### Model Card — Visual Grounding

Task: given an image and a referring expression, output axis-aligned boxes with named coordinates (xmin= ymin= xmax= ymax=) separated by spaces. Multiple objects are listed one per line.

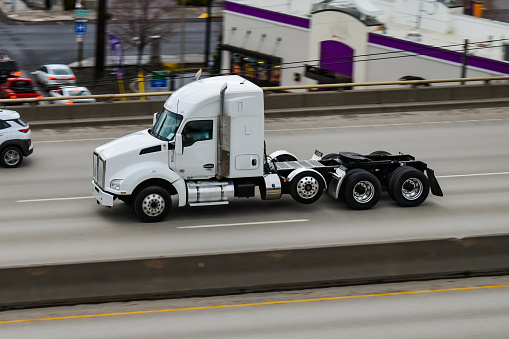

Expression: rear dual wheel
xmin=340 ymin=169 xmax=381 ymax=210
xmin=388 ymin=167 xmax=429 ymax=207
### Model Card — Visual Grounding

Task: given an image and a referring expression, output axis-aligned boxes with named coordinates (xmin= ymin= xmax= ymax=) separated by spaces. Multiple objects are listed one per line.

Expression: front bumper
xmin=92 ymin=180 xmax=115 ymax=207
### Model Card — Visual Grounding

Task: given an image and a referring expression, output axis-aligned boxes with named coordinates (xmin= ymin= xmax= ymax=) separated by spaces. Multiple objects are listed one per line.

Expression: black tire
xmin=387 ymin=166 xmax=414 ymax=199
xmin=274 ymin=153 xmax=298 ymax=162
xmin=134 ymin=186 xmax=171 ymax=222
xmin=391 ymin=168 xmax=430 ymax=207
xmin=1 ymin=146 xmax=23 ymax=168
xmin=370 ymin=150 xmax=391 ymax=156
xmin=290 ymin=171 xmax=324 ymax=204
xmin=340 ymin=169 xmax=381 ymax=210
xmin=322 ymin=153 xmax=339 ymax=161
xmin=338 ymin=168 xmax=364 ymax=201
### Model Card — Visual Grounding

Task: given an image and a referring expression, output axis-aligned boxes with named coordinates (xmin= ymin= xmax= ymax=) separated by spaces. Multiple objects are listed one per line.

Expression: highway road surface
xmin=1 ymin=276 xmax=508 ymax=338
xmin=0 ymin=106 xmax=508 ymax=266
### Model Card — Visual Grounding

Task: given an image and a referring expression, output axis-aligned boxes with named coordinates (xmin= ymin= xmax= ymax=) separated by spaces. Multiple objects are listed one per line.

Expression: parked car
xmin=0 ymin=77 xmax=42 ymax=104
xmin=33 ymin=64 xmax=76 ymax=88
xmin=0 ymin=109 xmax=33 ymax=168
xmin=48 ymin=86 xmax=96 ymax=104
xmin=0 ymin=54 xmax=20 ymax=84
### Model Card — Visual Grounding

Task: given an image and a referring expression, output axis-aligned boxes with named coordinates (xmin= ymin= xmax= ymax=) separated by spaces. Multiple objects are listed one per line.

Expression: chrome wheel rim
xmin=296 ymin=176 xmax=320 ymax=199
xmin=401 ymin=178 xmax=423 ymax=200
xmin=353 ymin=180 xmax=375 ymax=203
xmin=142 ymin=193 xmax=166 ymax=217
xmin=4 ymin=150 xmax=20 ymax=166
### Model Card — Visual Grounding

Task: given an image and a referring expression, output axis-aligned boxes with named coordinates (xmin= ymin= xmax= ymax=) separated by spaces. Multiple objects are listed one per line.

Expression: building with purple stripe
xmin=221 ymin=0 xmax=509 ymax=88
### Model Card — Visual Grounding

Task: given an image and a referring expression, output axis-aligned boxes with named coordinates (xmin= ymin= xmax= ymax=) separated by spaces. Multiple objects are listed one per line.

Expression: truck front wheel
xmin=290 ymin=172 xmax=324 ymax=204
xmin=340 ymin=169 xmax=381 ymax=210
xmin=134 ymin=186 xmax=171 ymax=222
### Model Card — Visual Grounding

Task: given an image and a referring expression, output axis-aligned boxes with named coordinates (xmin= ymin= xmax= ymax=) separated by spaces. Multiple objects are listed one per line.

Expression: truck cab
xmin=93 ymin=75 xmax=265 ymax=221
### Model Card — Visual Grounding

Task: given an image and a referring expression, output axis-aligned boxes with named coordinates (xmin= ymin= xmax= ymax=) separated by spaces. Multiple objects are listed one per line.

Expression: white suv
xmin=0 ymin=109 xmax=33 ymax=168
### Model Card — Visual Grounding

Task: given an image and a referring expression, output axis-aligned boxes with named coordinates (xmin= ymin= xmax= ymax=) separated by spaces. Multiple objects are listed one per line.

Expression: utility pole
xmin=179 ymin=0 xmax=186 ymax=87
xmin=204 ymin=0 xmax=213 ymax=68
xmin=95 ymin=0 xmax=107 ymax=79
xmin=460 ymin=39 xmax=469 ymax=85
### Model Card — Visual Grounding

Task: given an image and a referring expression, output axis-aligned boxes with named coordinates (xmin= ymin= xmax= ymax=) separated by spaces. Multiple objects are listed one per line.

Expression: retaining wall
xmin=8 ymin=83 xmax=509 ymax=125
xmin=2 ymin=234 xmax=509 ymax=310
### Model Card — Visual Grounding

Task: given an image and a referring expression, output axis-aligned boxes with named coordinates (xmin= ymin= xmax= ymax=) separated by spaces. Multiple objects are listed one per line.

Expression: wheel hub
xmin=142 ymin=193 xmax=165 ymax=216
xmin=5 ymin=150 xmax=20 ymax=166
xmin=297 ymin=176 xmax=319 ymax=199
xmin=401 ymin=178 xmax=423 ymax=200
xmin=353 ymin=181 xmax=374 ymax=203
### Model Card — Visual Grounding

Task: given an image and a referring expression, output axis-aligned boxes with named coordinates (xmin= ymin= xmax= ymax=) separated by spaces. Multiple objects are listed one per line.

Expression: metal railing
xmin=1 ymin=75 xmax=508 ymax=105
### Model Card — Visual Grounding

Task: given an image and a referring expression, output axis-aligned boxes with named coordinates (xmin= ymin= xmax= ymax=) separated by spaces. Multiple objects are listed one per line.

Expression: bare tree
xmin=108 ymin=0 xmax=179 ymax=67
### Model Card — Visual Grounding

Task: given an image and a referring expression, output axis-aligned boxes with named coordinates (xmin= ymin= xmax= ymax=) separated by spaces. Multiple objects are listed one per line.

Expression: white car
xmin=33 ymin=64 xmax=77 ymax=88
xmin=48 ymin=86 xmax=96 ymax=104
xmin=0 ymin=109 xmax=33 ymax=168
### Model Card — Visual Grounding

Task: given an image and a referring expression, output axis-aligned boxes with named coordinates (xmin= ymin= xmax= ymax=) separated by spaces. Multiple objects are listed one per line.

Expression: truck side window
xmin=182 ymin=120 xmax=213 ymax=147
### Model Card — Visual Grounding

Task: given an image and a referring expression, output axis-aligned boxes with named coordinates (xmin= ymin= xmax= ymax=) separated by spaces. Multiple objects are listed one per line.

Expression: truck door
xmin=174 ymin=119 xmax=216 ymax=179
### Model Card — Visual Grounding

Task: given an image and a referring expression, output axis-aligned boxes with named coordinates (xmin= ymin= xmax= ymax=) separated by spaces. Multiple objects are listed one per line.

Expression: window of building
xmin=222 ymin=45 xmax=282 ymax=86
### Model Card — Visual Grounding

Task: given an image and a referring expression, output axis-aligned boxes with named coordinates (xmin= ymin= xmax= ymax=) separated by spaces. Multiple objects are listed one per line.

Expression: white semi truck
xmin=92 ymin=74 xmax=442 ymax=222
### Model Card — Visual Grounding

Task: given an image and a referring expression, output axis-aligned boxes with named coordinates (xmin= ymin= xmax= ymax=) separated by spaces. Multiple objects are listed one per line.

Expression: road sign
xmin=150 ymin=79 xmax=168 ymax=88
xmin=74 ymin=10 xmax=89 ymax=17
xmin=75 ymin=21 xmax=87 ymax=35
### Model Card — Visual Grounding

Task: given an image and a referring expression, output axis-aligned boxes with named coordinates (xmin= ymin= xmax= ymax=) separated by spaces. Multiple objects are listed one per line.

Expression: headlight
xmin=110 ymin=179 xmax=123 ymax=190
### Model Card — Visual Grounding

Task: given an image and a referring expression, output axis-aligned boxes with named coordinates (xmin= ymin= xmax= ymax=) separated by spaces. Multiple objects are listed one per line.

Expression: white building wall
xmin=389 ymin=0 xmax=452 ymax=33
xmin=451 ymin=15 xmax=509 ymax=61
xmin=309 ymin=11 xmax=380 ymax=83
xmin=222 ymin=10 xmax=312 ymax=87
xmin=366 ymin=44 xmax=502 ymax=86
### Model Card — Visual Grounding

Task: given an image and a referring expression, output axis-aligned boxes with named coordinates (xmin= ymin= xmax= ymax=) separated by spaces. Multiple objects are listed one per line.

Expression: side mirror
xmin=152 ymin=112 xmax=159 ymax=126
xmin=175 ymin=133 xmax=183 ymax=155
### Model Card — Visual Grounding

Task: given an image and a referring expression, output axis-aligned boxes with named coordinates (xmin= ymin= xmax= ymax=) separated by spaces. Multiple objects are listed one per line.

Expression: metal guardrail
xmin=1 ymin=75 xmax=508 ymax=104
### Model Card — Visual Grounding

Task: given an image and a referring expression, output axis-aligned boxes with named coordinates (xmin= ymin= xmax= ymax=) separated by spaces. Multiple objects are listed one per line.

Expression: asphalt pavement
xmin=2 ymin=276 xmax=509 ymax=338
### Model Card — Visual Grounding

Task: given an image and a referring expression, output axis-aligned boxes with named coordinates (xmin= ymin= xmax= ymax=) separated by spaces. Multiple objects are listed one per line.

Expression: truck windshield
xmin=151 ymin=109 xmax=183 ymax=141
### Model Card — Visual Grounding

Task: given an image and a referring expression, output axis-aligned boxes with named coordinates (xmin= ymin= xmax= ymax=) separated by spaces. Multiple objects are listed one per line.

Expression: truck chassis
xmin=101 ymin=148 xmax=443 ymax=222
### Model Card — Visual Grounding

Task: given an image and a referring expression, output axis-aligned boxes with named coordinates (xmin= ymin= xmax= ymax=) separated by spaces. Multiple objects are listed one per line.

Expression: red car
xmin=0 ymin=77 xmax=42 ymax=105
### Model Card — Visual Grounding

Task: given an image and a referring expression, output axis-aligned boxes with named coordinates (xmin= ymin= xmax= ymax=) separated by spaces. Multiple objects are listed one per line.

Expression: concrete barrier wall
xmin=1 ymin=234 xmax=509 ymax=310
xmin=9 ymin=83 xmax=509 ymax=124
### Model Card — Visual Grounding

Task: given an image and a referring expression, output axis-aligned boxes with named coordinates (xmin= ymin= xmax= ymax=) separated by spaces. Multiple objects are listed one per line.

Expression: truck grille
xmin=93 ymin=152 xmax=106 ymax=188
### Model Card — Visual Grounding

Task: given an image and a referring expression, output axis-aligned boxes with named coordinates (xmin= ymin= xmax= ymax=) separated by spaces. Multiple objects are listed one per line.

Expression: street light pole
xmin=94 ymin=0 xmax=107 ymax=79
xmin=204 ymin=0 xmax=213 ymax=68
xmin=179 ymin=0 xmax=186 ymax=87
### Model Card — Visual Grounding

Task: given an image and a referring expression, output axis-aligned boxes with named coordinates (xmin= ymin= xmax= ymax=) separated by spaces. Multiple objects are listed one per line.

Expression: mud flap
xmin=426 ymin=168 xmax=443 ymax=197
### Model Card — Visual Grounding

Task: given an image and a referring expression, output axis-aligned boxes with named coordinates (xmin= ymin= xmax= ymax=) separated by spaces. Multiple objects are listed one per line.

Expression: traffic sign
xmin=75 ymin=21 xmax=87 ymax=35
xmin=150 ymin=79 xmax=168 ymax=88
xmin=74 ymin=10 xmax=89 ymax=17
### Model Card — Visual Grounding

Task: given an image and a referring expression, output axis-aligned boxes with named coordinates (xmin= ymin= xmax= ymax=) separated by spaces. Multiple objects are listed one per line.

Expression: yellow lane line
xmin=2 ymin=284 xmax=509 ymax=324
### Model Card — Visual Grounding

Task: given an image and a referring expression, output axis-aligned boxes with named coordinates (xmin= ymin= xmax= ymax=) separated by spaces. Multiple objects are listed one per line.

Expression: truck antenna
xmin=195 ymin=69 xmax=203 ymax=81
